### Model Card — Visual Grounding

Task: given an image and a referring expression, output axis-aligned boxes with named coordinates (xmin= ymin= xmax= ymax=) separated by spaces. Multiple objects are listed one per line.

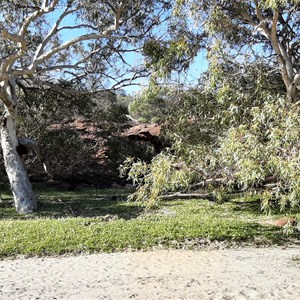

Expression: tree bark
xmin=1 ymin=111 xmax=37 ymax=214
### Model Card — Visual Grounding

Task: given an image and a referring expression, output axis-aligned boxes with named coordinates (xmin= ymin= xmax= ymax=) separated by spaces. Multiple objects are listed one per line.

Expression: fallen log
xmin=159 ymin=192 xmax=216 ymax=201
xmin=158 ymin=190 xmax=259 ymax=201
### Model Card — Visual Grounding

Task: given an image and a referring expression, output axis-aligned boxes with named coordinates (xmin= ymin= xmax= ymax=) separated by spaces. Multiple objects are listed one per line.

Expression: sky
xmin=116 ymin=49 xmax=209 ymax=95
xmin=46 ymin=5 xmax=209 ymax=95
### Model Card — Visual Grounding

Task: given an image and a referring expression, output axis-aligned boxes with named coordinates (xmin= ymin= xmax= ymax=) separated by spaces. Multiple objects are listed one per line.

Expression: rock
xmin=273 ymin=218 xmax=297 ymax=227
xmin=123 ymin=123 xmax=165 ymax=153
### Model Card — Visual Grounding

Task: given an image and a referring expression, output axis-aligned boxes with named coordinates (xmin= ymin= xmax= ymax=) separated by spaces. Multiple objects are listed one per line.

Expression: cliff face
xmin=123 ymin=123 xmax=163 ymax=153
xmin=13 ymin=119 xmax=163 ymax=187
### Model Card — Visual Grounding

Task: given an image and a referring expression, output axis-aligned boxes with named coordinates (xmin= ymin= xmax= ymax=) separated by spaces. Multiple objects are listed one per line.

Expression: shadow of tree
xmin=0 ymin=184 xmax=144 ymax=220
xmin=36 ymin=197 xmax=144 ymax=220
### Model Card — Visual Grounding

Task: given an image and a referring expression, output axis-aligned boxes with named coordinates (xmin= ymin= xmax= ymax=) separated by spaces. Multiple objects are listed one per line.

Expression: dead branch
xmin=158 ymin=189 xmax=264 ymax=202
xmin=191 ymin=178 xmax=226 ymax=188
xmin=58 ymin=198 xmax=75 ymax=215
xmin=159 ymin=192 xmax=216 ymax=201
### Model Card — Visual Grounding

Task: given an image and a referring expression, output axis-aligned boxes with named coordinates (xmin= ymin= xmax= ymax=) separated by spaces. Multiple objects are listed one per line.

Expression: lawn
xmin=0 ymin=183 xmax=299 ymax=258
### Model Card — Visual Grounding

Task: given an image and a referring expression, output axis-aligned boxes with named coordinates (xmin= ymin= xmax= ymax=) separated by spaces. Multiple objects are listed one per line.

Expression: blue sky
xmin=120 ymin=49 xmax=208 ymax=95
xmin=47 ymin=6 xmax=209 ymax=95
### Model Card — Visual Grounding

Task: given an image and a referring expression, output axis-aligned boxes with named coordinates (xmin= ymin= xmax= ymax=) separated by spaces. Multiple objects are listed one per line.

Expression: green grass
xmin=0 ymin=184 xmax=299 ymax=258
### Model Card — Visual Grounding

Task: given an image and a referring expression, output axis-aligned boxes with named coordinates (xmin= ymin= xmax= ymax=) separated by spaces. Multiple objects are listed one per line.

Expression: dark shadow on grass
xmin=32 ymin=184 xmax=144 ymax=220
xmin=225 ymin=222 xmax=299 ymax=245
xmin=36 ymin=197 xmax=144 ymax=220
xmin=0 ymin=184 xmax=144 ymax=220
xmin=230 ymin=200 xmax=262 ymax=216
xmin=230 ymin=199 xmax=300 ymax=216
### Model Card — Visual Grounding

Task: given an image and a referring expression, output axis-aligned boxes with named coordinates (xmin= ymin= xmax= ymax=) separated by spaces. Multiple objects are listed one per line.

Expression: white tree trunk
xmin=287 ymin=83 xmax=297 ymax=100
xmin=1 ymin=111 xmax=37 ymax=214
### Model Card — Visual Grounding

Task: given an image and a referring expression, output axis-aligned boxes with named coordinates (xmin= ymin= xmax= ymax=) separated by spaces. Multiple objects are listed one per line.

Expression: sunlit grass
xmin=0 ymin=184 xmax=298 ymax=258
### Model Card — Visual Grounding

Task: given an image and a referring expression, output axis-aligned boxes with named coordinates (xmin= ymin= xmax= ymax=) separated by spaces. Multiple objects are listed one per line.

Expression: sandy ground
xmin=0 ymin=247 xmax=299 ymax=300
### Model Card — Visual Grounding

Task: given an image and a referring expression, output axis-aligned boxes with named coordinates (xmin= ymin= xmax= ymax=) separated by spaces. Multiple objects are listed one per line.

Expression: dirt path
xmin=0 ymin=246 xmax=299 ymax=300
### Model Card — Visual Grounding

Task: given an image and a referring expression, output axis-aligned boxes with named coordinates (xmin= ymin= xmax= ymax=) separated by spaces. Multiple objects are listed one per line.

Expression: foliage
xmin=122 ymin=0 xmax=300 ymax=216
xmin=114 ymin=75 xmax=228 ymax=197
xmin=129 ymin=83 xmax=223 ymax=142
xmin=0 ymin=0 xmax=174 ymax=89
xmin=125 ymin=59 xmax=282 ymax=198
xmin=193 ymin=1 xmax=300 ymax=98
xmin=162 ymin=87 xmax=222 ymax=145
xmin=124 ymin=58 xmax=300 ymax=214
xmin=129 ymin=85 xmax=176 ymax=123
xmin=106 ymin=137 xmax=156 ymax=167
xmin=38 ymin=129 xmax=96 ymax=175
xmin=13 ymin=84 xmax=159 ymax=181
xmin=0 ymin=0 xmax=178 ymax=213
xmin=120 ymin=150 xmax=194 ymax=207
xmin=143 ymin=36 xmax=202 ymax=78
xmin=141 ymin=1 xmax=206 ymax=80
xmin=218 ymin=96 xmax=300 ymax=212
xmin=14 ymin=85 xmax=131 ymax=179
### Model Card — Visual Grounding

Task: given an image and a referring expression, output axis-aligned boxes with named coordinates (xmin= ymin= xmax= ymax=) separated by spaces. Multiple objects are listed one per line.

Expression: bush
xmin=15 ymin=85 xmax=131 ymax=181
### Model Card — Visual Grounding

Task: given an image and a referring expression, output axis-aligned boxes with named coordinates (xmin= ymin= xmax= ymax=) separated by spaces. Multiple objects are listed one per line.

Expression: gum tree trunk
xmin=1 ymin=109 xmax=37 ymax=214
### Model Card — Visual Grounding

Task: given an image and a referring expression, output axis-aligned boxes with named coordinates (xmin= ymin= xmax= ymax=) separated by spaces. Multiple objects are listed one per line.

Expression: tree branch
xmin=293 ymin=72 xmax=300 ymax=85
xmin=270 ymin=10 xmax=295 ymax=92
xmin=31 ymin=32 xmax=116 ymax=68
xmin=19 ymin=0 xmax=59 ymax=37
xmin=32 ymin=7 xmax=78 ymax=63
xmin=0 ymin=27 xmax=26 ymax=73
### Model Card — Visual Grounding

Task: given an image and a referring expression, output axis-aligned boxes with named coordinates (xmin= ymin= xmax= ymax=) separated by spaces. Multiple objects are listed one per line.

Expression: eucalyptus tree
xmin=0 ymin=0 xmax=172 ymax=213
xmin=177 ymin=0 xmax=300 ymax=100
xmin=175 ymin=0 xmax=300 ymax=211
xmin=124 ymin=0 xmax=300 ymax=210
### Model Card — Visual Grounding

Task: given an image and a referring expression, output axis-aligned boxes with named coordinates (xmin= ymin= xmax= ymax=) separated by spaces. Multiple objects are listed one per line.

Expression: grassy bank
xmin=0 ymin=184 xmax=299 ymax=258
